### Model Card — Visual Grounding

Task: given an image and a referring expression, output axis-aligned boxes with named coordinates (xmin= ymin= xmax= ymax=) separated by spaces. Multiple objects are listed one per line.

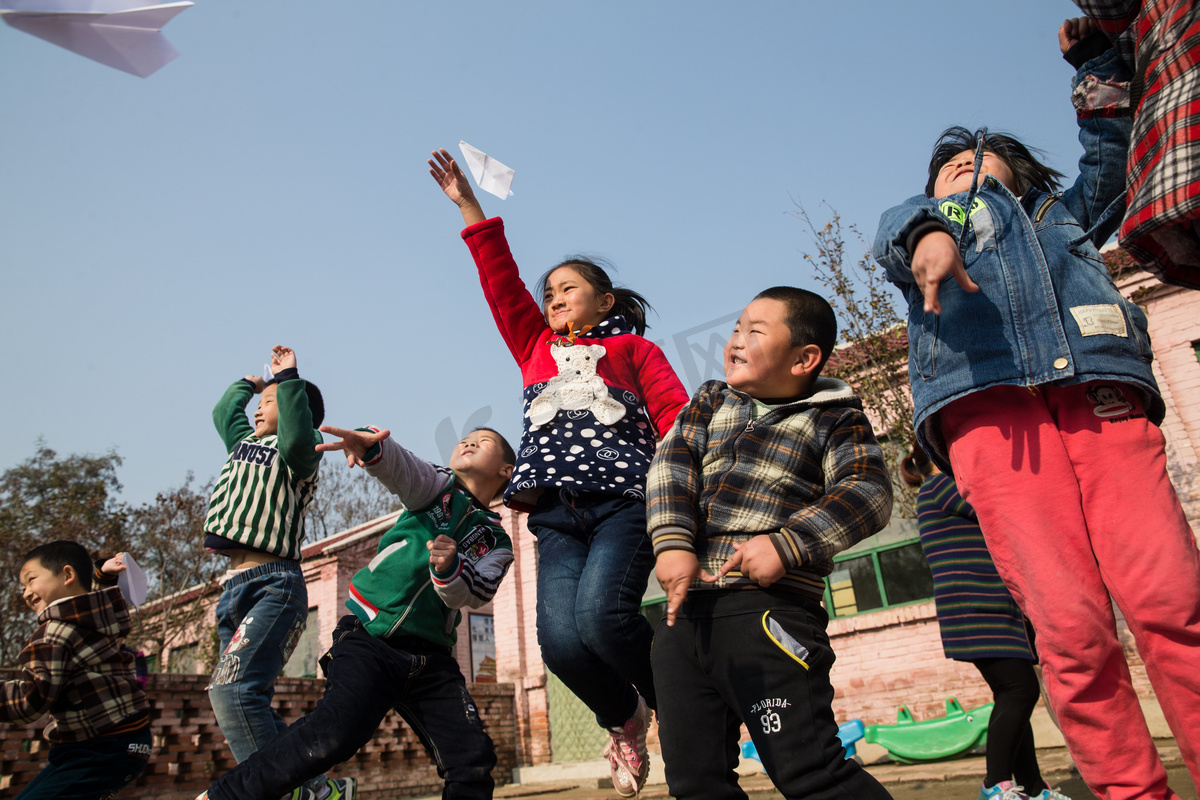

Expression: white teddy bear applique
xmin=526 ymin=341 xmax=626 ymax=427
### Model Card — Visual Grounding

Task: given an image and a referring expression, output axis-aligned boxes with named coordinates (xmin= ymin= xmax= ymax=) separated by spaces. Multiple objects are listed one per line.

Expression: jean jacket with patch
xmin=872 ymin=47 xmax=1160 ymax=470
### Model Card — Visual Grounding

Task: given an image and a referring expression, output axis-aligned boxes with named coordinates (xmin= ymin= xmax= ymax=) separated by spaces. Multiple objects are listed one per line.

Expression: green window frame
xmin=823 ymin=538 xmax=934 ymax=619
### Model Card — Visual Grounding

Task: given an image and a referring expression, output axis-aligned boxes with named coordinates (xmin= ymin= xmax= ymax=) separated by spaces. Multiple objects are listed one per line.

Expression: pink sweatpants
xmin=939 ymin=382 xmax=1200 ymax=800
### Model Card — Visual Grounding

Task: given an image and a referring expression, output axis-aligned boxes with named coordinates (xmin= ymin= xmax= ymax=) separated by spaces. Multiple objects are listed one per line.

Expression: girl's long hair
xmin=538 ymin=256 xmax=652 ymax=336
xmin=900 ymin=441 xmax=934 ymax=488
xmin=925 ymin=126 xmax=1066 ymax=198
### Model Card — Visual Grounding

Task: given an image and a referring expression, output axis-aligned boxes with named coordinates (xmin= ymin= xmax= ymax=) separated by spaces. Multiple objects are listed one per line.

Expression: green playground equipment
xmin=863 ymin=697 xmax=993 ymax=764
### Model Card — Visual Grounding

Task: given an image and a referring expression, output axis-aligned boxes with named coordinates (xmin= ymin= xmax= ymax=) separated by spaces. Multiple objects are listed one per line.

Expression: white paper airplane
xmin=459 ymin=141 xmax=515 ymax=200
xmin=115 ymin=553 xmax=148 ymax=609
xmin=0 ymin=0 xmax=193 ymax=78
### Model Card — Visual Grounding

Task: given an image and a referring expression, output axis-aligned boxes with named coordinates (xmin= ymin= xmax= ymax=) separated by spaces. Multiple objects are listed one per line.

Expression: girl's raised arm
xmin=430 ymin=149 xmax=486 ymax=227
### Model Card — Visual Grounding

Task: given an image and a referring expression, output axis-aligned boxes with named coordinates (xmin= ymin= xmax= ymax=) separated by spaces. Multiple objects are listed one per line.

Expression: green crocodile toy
xmin=863 ymin=697 xmax=993 ymax=763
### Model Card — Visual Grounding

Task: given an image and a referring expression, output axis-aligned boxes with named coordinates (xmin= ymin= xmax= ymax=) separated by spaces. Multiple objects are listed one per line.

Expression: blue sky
xmin=2 ymin=0 xmax=1091 ymax=507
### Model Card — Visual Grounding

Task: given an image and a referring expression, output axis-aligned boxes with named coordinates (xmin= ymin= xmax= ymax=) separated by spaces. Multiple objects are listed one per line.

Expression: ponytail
xmin=900 ymin=441 xmax=933 ymax=488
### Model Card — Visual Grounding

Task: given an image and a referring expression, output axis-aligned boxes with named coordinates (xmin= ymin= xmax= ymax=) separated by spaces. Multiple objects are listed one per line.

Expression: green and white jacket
xmin=347 ymin=432 xmax=513 ymax=647
xmin=204 ymin=375 xmax=322 ymax=561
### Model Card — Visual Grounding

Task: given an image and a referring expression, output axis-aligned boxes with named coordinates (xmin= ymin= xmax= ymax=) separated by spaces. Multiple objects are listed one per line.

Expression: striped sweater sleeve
xmin=212 ymin=380 xmax=256 ymax=454
xmin=769 ymin=408 xmax=893 ymax=572
xmin=274 ymin=377 xmax=321 ymax=480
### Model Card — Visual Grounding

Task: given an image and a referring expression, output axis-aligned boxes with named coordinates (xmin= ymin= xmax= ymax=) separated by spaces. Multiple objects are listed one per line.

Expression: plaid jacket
xmin=1074 ymin=0 xmax=1200 ymax=288
xmin=646 ymin=379 xmax=892 ymax=601
xmin=0 ymin=587 xmax=148 ymax=743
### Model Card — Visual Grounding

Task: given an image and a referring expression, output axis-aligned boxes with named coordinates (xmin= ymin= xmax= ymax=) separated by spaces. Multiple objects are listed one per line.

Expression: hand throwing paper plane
xmin=459 ymin=141 xmax=515 ymax=200
xmin=0 ymin=0 xmax=193 ymax=78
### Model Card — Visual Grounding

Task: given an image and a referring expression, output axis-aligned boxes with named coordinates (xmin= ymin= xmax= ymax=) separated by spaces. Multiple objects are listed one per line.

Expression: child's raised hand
xmin=1059 ymin=16 xmax=1097 ymax=55
xmin=429 ymin=148 xmax=486 ymax=226
xmin=244 ymin=375 xmax=267 ymax=394
xmin=656 ymin=550 xmax=714 ymax=626
xmin=316 ymin=425 xmax=391 ymax=468
xmin=100 ymin=552 xmax=127 ymax=576
xmin=270 ymin=345 xmax=297 ymax=373
xmin=718 ymin=535 xmax=786 ymax=588
xmin=428 ymin=535 xmax=458 ymax=573
xmin=912 ymin=230 xmax=978 ymax=314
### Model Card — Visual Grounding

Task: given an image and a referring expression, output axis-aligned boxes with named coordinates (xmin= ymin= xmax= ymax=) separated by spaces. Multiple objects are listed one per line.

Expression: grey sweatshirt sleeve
xmin=362 ymin=432 xmax=451 ymax=510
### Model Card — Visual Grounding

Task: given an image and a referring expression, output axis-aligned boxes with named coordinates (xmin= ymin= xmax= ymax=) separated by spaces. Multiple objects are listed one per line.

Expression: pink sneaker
xmin=602 ymin=696 xmax=650 ymax=798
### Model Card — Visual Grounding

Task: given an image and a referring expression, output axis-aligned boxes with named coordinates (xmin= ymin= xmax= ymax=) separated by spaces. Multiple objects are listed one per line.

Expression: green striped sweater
xmin=204 ymin=379 xmax=322 ymax=561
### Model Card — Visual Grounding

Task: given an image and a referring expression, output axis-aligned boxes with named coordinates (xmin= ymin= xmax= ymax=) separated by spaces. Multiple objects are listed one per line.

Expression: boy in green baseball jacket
xmin=203 ymin=345 xmax=350 ymax=800
xmin=199 ymin=423 xmax=516 ymax=800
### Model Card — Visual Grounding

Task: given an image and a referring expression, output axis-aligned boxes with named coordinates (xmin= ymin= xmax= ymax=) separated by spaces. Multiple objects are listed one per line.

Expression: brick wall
xmin=1124 ymin=275 xmax=1200 ymax=526
xmin=824 ymin=601 xmax=1158 ymax=728
xmin=490 ymin=505 xmax=553 ymax=765
xmin=0 ymin=672 xmax=518 ymax=799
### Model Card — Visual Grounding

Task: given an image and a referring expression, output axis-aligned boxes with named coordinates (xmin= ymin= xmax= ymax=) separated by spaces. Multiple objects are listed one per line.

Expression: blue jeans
xmin=528 ymin=492 xmax=656 ymax=728
xmin=16 ymin=725 xmax=152 ymax=800
xmin=208 ymin=616 xmax=496 ymax=800
xmin=207 ymin=560 xmax=324 ymax=788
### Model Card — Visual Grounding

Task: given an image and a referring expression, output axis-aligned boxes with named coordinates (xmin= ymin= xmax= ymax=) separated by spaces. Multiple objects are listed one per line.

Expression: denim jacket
xmin=873 ymin=48 xmax=1160 ymax=470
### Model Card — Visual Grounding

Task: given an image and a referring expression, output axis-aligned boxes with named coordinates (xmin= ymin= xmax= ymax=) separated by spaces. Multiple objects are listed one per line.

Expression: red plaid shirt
xmin=1075 ymin=0 xmax=1200 ymax=288
xmin=0 ymin=587 xmax=148 ymax=743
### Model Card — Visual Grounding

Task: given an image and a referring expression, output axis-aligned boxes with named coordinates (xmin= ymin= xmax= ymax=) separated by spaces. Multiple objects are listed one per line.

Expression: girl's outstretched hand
xmin=429 ymin=148 xmax=486 ymax=226
xmin=1059 ymin=16 xmax=1097 ymax=55
xmin=316 ymin=425 xmax=391 ymax=468
xmin=911 ymin=230 xmax=978 ymax=314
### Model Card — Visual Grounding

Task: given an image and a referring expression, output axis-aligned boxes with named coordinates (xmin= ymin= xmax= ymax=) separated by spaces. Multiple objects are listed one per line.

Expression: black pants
xmin=16 ymin=725 xmax=151 ymax=800
xmin=208 ymin=615 xmax=497 ymax=800
xmin=974 ymin=657 xmax=1045 ymax=793
xmin=652 ymin=590 xmax=892 ymax=800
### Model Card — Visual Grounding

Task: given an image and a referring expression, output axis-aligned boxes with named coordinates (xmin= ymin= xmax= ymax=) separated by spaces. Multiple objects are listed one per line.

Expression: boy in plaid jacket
xmin=647 ymin=287 xmax=893 ymax=800
xmin=4 ymin=541 xmax=151 ymax=799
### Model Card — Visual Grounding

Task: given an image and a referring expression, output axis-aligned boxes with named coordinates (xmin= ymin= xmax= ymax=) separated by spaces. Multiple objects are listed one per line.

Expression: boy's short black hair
xmin=924 ymin=126 xmax=1066 ymax=198
xmin=753 ymin=286 xmax=838 ymax=374
xmin=265 ymin=379 xmax=325 ymax=428
xmin=22 ymin=540 xmax=93 ymax=591
xmin=473 ymin=427 xmax=517 ymax=466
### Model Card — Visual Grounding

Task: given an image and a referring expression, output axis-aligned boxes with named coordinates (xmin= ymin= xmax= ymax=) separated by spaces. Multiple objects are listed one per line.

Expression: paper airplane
xmin=116 ymin=553 xmax=148 ymax=609
xmin=0 ymin=0 xmax=193 ymax=78
xmin=459 ymin=141 xmax=515 ymax=200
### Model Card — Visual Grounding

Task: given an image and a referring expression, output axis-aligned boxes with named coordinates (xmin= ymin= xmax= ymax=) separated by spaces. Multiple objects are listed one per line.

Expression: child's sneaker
xmin=1027 ymin=789 xmax=1072 ymax=800
xmin=601 ymin=696 xmax=650 ymax=798
xmin=315 ymin=778 xmax=357 ymax=800
xmin=979 ymin=782 xmax=1026 ymax=800
xmin=979 ymin=782 xmax=1027 ymax=800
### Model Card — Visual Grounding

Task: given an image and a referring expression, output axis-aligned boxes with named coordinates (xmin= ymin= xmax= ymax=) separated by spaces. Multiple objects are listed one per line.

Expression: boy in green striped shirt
xmin=203 ymin=345 xmax=351 ymax=800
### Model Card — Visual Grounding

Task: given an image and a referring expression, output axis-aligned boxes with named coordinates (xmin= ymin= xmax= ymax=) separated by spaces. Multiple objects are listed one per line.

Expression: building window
xmin=281 ymin=608 xmax=321 ymax=678
xmin=641 ymin=598 xmax=667 ymax=630
xmin=167 ymin=643 xmax=200 ymax=674
xmin=824 ymin=540 xmax=934 ymax=618
xmin=469 ymin=613 xmax=497 ymax=682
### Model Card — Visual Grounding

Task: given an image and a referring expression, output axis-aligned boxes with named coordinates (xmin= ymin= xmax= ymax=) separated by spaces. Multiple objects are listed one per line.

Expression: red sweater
xmin=462 ymin=217 xmax=688 ymax=508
